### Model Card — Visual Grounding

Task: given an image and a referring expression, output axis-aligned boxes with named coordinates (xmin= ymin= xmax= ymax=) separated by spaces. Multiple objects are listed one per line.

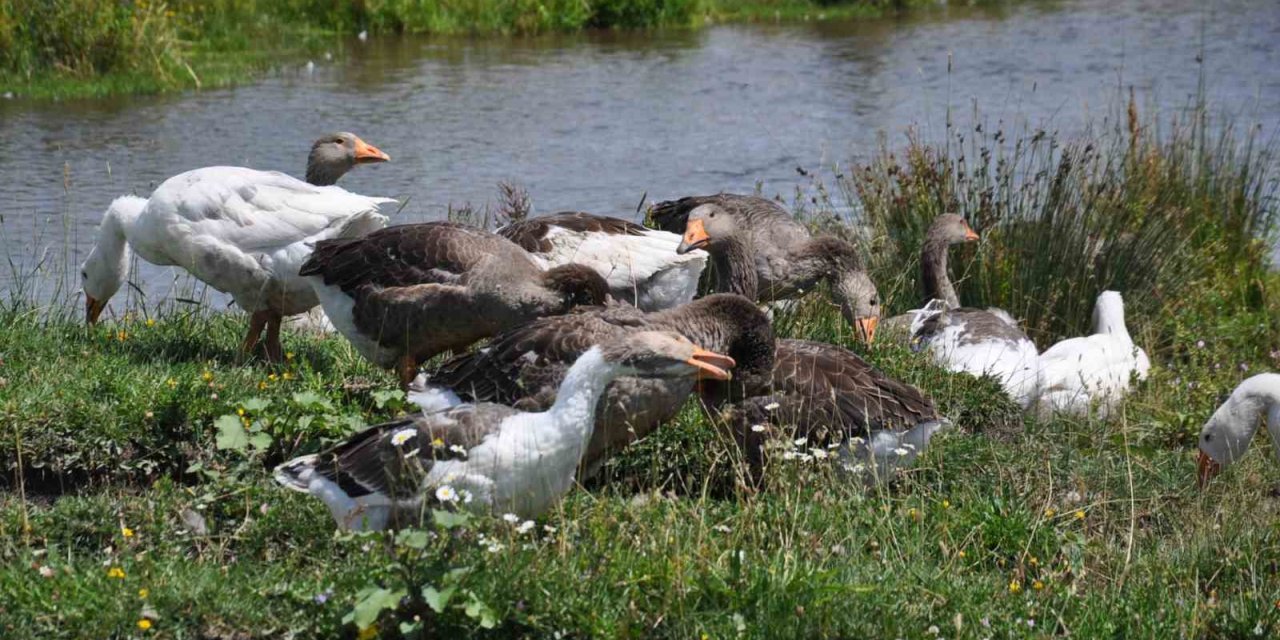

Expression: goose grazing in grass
xmin=1037 ymin=291 xmax=1150 ymax=417
xmin=651 ymin=194 xmax=881 ymax=342
xmin=903 ymin=214 xmax=1041 ymax=409
xmin=498 ymin=211 xmax=707 ymax=311
xmin=1197 ymin=374 xmax=1280 ymax=488
xmin=299 ymin=222 xmax=611 ymax=387
xmin=81 ymin=133 xmax=392 ymax=361
xmin=274 ymin=331 xmax=734 ymax=530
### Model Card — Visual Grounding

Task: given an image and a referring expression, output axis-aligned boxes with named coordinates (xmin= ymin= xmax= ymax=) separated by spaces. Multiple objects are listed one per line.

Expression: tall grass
xmin=839 ymin=92 xmax=1279 ymax=358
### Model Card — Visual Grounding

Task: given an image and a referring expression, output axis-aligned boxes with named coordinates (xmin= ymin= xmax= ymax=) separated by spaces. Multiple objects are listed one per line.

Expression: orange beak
xmin=1196 ymin=450 xmax=1221 ymax=489
xmin=86 ymin=295 xmax=106 ymax=325
xmin=855 ymin=316 xmax=879 ymax=344
xmin=677 ymin=219 xmax=710 ymax=255
xmin=964 ymin=223 xmax=980 ymax=242
xmin=687 ymin=346 xmax=735 ymax=380
xmin=352 ymin=136 xmax=390 ymax=164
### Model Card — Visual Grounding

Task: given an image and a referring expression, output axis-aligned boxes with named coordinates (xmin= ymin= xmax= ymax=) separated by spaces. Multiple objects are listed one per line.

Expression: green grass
xmin=1 ymin=0 xmax=1011 ymax=100
xmin=4 ymin=94 xmax=1280 ymax=636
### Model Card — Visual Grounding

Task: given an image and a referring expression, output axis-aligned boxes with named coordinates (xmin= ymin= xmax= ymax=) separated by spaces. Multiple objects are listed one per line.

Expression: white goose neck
xmin=1092 ymin=292 xmax=1131 ymax=339
xmin=83 ymin=196 xmax=145 ymax=301
xmin=546 ymin=347 xmax=620 ymax=439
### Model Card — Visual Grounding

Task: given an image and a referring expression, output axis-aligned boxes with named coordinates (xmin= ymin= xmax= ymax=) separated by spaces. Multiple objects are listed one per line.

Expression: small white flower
xmin=503 ymin=513 xmax=520 ymax=524
xmin=849 ymin=436 xmax=865 ymax=445
xmin=793 ymin=437 xmax=808 ymax=447
xmin=782 ymin=451 xmax=798 ymax=461
xmin=516 ymin=520 xmax=536 ymax=535
xmin=713 ymin=524 xmax=732 ymax=533
xmin=37 ymin=566 xmax=54 ymax=578
xmin=390 ymin=428 xmax=416 ymax=447
xmin=486 ymin=541 xmax=505 ymax=553
xmin=893 ymin=447 xmax=909 ymax=456
xmin=927 ymin=626 xmax=940 ymax=636
xmin=1027 ymin=619 xmax=1036 ymax=629
xmin=434 ymin=485 xmax=458 ymax=503
xmin=902 ymin=443 xmax=916 ymax=450
xmin=764 ymin=402 xmax=780 ymax=411
xmin=811 ymin=449 xmax=829 ymax=460
xmin=543 ymin=524 xmax=558 ymax=533
xmin=458 ymin=489 xmax=474 ymax=504
xmin=750 ymin=424 xmax=767 ymax=433
xmin=827 ymin=441 xmax=842 ymax=449
xmin=449 ymin=444 xmax=467 ymax=456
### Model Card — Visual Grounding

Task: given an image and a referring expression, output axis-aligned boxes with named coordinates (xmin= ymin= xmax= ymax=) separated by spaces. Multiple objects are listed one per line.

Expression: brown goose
xmin=299 ymin=222 xmax=610 ymax=386
xmin=651 ymin=194 xmax=881 ymax=342
xmin=498 ymin=211 xmax=706 ymax=311
xmin=426 ymin=293 xmax=941 ymax=481
xmin=898 ymin=214 xmax=1041 ymax=409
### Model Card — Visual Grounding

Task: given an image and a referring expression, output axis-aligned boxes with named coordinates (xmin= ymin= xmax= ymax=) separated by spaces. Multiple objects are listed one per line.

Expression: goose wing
xmin=287 ymin=404 xmax=519 ymax=501
xmin=430 ymin=304 xmax=648 ymax=405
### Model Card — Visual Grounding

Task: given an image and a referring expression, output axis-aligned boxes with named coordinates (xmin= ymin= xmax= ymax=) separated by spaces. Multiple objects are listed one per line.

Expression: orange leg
xmin=240 ymin=310 xmax=270 ymax=358
xmin=396 ymin=354 xmax=419 ymax=390
xmin=262 ymin=311 xmax=285 ymax=363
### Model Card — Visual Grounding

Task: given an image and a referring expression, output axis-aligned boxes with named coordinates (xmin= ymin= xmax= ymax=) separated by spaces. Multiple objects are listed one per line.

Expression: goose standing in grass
xmin=428 ymin=294 xmax=942 ymax=482
xmin=498 ymin=211 xmax=707 ymax=311
xmin=1037 ymin=291 xmax=1150 ymax=417
xmin=651 ymin=194 xmax=881 ymax=342
xmin=299 ymin=222 xmax=610 ymax=387
xmin=274 ymin=331 xmax=734 ymax=530
xmin=1197 ymin=374 xmax=1280 ymax=488
xmin=901 ymin=214 xmax=1041 ymax=409
xmin=81 ymin=133 xmax=393 ymax=361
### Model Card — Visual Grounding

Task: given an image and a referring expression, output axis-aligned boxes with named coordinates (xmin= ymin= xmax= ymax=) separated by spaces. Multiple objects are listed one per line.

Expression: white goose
xmin=274 ymin=331 xmax=734 ymax=530
xmin=1036 ymin=291 xmax=1150 ymax=417
xmin=904 ymin=215 xmax=1041 ymax=409
xmin=81 ymin=134 xmax=392 ymax=361
xmin=498 ymin=211 xmax=706 ymax=311
xmin=1197 ymin=374 xmax=1280 ymax=487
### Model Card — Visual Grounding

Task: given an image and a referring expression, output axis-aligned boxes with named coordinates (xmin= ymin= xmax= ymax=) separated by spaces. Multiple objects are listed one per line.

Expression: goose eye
xmin=1204 ymin=434 xmax=1212 ymax=441
xmin=80 ymin=270 xmax=87 ymax=279
xmin=869 ymin=297 xmax=878 ymax=306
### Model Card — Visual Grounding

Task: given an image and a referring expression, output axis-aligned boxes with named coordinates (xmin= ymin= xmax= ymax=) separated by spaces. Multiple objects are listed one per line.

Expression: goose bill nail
xmin=1197 ymin=451 xmax=1221 ymax=487
xmin=856 ymin=316 xmax=879 ymax=342
xmin=353 ymin=138 xmax=390 ymax=163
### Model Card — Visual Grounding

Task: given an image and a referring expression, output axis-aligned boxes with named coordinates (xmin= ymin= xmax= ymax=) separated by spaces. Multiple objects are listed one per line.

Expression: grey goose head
xmin=600 ymin=331 xmax=735 ymax=381
xmin=305 ymin=132 xmax=391 ymax=186
xmin=676 ymin=203 xmax=737 ymax=254
xmin=927 ymin=213 xmax=980 ymax=246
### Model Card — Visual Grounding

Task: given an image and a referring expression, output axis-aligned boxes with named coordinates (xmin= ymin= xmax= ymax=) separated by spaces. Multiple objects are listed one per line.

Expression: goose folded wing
xmin=307 ymin=404 xmax=517 ymax=500
xmin=300 ymin=223 xmax=499 ymax=292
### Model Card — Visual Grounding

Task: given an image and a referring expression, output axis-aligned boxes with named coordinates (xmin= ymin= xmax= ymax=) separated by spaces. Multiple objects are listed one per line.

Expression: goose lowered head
xmin=1197 ymin=373 xmax=1280 ymax=488
xmin=602 ymin=330 xmax=736 ymax=381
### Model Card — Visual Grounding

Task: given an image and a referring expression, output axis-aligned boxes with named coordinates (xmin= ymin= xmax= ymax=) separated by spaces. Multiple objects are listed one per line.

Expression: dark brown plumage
xmin=300 ymin=222 xmax=610 ymax=385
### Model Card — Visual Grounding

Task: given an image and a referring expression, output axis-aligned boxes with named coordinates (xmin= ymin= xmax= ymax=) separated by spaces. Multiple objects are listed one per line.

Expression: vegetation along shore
xmin=2 ymin=90 xmax=1279 ymax=636
xmin=1 ymin=0 xmax=1010 ymax=100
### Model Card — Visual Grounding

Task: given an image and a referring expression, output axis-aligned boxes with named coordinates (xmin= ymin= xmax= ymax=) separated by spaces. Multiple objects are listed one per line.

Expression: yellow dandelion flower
xmin=957 ymin=550 xmax=966 ymax=558
xmin=1044 ymin=508 xmax=1056 ymax=518
xmin=107 ymin=567 xmax=125 ymax=579
xmin=1033 ymin=580 xmax=1045 ymax=591
xmin=282 ymin=372 xmax=294 ymax=380
xmin=285 ymin=352 xmax=295 ymax=361
xmin=122 ymin=526 xmax=134 ymax=538
xmin=1008 ymin=580 xmax=1022 ymax=594
xmin=1029 ymin=556 xmax=1039 ymax=567
xmin=941 ymin=500 xmax=951 ymax=509
xmin=165 ymin=378 xmax=176 ymax=388
xmin=258 ymin=381 xmax=268 ymax=391
xmin=145 ymin=318 xmax=156 ymax=327
xmin=236 ymin=408 xmax=245 ymax=416
xmin=202 ymin=371 xmax=213 ymax=382
xmin=137 ymin=619 xmax=152 ymax=630
xmin=138 ymin=588 xmax=149 ymax=599
xmin=1075 ymin=509 xmax=1086 ymax=520
xmin=117 ymin=330 xmax=129 ymax=341
xmin=431 ymin=438 xmax=445 ymax=448
xmin=268 ymin=373 xmax=278 ymax=381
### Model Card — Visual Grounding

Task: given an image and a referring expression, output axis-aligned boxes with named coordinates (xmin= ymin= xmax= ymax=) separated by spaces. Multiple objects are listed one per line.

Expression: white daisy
xmin=793 ymin=437 xmax=808 ymax=447
xmin=516 ymin=520 xmax=536 ymax=535
xmin=750 ymin=424 xmax=767 ymax=433
xmin=502 ymin=513 xmax=520 ymax=524
xmin=893 ymin=447 xmax=909 ymax=456
xmin=434 ymin=485 xmax=458 ymax=503
xmin=812 ymin=449 xmax=829 ymax=460
xmin=713 ymin=524 xmax=732 ymax=533
xmin=390 ymin=428 xmax=416 ymax=447
xmin=448 ymin=444 xmax=467 ymax=456
xmin=764 ymin=402 xmax=781 ymax=411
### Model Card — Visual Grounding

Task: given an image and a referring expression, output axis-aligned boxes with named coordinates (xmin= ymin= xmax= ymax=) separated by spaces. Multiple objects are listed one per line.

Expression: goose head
xmin=601 ymin=331 xmax=735 ymax=381
xmin=1092 ymin=290 xmax=1129 ymax=336
xmin=305 ymin=132 xmax=390 ymax=186
xmin=835 ymin=268 xmax=882 ymax=343
xmin=541 ymin=263 xmax=612 ymax=309
xmin=82 ymin=195 xmax=147 ymax=325
xmin=1197 ymin=374 xmax=1280 ymax=487
xmin=927 ymin=213 xmax=981 ymax=246
xmin=676 ymin=204 xmax=736 ymax=254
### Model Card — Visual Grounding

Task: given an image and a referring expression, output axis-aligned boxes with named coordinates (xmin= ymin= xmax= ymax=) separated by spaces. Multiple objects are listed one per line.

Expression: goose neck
xmin=711 ymin=237 xmax=758 ymax=300
xmin=546 ymin=347 xmax=619 ymax=440
xmin=921 ymin=236 xmax=959 ymax=309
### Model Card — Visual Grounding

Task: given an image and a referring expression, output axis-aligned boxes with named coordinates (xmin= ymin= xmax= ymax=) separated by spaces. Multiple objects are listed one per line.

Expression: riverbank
xmin=0 ymin=0 xmax=1007 ymax=100
xmin=2 ymin=97 xmax=1279 ymax=636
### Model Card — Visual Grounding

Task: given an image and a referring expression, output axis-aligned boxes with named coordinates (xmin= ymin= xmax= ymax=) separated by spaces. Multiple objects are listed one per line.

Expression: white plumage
xmin=1037 ymin=291 xmax=1150 ymax=417
xmin=1197 ymin=373 xmax=1280 ymax=487
xmin=912 ymin=305 xmax=1043 ymax=409
xmin=81 ymin=167 xmax=391 ymax=358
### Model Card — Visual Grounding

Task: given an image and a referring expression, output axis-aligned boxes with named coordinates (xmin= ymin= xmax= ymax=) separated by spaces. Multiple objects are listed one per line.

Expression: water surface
xmin=1 ymin=0 xmax=1277 ymax=303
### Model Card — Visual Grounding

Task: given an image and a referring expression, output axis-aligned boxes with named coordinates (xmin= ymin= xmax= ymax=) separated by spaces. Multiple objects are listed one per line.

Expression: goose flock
xmin=80 ymin=133 xmax=1272 ymax=531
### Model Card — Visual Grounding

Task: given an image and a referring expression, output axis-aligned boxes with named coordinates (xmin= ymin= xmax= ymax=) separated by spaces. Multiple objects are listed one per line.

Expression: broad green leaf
xmin=248 ymin=431 xmax=272 ymax=451
xmin=292 ymin=391 xmax=332 ymax=411
xmin=214 ymin=415 xmax=248 ymax=451
xmin=352 ymin=587 xmax=405 ymax=629
xmin=464 ymin=593 xmax=497 ymax=629
xmin=422 ymin=585 xmax=455 ymax=613
xmin=372 ymin=389 xmax=405 ymax=409
xmin=396 ymin=529 xmax=430 ymax=550
xmin=241 ymin=397 xmax=271 ymax=412
xmin=432 ymin=509 xmax=469 ymax=530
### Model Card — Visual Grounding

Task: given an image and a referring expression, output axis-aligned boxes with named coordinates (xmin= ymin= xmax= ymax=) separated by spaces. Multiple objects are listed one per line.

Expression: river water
xmin=1 ymin=0 xmax=1277 ymax=304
